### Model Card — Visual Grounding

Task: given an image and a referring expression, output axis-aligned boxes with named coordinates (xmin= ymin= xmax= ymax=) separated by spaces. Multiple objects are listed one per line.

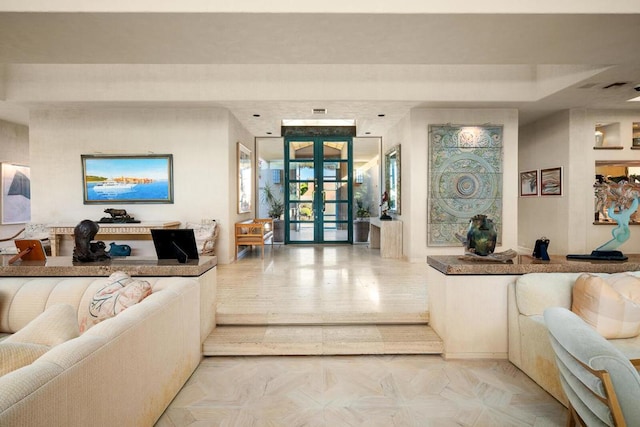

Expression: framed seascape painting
xmin=1 ymin=163 xmax=31 ymax=224
xmin=82 ymin=154 xmax=174 ymax=204
xmin=519 ymin=170 xmax=538 ymax=197
xmin=237 ymin=143 xmax=252 ymax=213
xmin=540 ymin=167 xmax=562 ymax=196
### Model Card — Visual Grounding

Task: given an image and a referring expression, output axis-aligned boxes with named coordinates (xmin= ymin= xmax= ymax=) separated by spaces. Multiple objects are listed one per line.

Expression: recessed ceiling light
xmin=253 ymin=114 xmax=261 ymax=117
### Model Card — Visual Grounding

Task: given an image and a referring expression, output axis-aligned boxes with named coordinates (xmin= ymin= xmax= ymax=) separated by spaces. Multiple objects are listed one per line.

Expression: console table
xmin=369 ymin=218 xmax=402 ymax=258
xmin=48 ymin=221 xmax=181 ymax=256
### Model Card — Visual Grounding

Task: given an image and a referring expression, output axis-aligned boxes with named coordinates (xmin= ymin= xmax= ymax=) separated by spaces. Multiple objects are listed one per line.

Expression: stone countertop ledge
xmin=427 ymin=254 xmax=640 ymax=275
xmin=0 ymin=255 xmax=217 ymax=277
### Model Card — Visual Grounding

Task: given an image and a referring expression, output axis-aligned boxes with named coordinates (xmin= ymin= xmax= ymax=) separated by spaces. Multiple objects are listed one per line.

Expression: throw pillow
xmin=571 ymin=273 xmax=640 ymax=339
xmin=87 ymin=271 xmax=152 ymax=325
xmin=186 ymin=221 xmax=217 ymax=254
xmin=0 ymin=342 xmax=50 ymax=376
xmin=4 ymin=304 xmax=80 ymax=347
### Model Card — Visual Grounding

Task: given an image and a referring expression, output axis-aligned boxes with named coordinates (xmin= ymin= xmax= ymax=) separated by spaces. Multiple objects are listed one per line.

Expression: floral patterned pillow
xmin=83 ymin=271 xmax=152 ymax=330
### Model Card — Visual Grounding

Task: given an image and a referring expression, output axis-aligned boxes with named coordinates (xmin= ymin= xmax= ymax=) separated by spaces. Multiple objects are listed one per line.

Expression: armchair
xmin=544 ymin=307 xmax=640 ymax=426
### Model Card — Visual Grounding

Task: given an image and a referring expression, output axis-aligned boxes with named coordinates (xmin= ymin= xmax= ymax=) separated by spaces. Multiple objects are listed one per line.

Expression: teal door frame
xmin=284 ymin=136 xmax=353 ymax=244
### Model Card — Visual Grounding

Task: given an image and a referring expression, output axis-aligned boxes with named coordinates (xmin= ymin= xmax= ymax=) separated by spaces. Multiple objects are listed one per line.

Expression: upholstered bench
xmin=234 ymin=218 xmax=274 ymax=259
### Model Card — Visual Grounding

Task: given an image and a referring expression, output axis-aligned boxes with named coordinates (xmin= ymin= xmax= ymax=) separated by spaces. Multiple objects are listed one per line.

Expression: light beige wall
xmin=518 ymin=111 xmax=571 ymax=254
xmin=28 ymin=107 xmax=241 ymax=263
xmin=0 ymin=118 xmax=29 ymax=241
xmin=398 ymin=108 xmax=519 ymax=262
xmin=227 ymin=112 xmax=255 ymax=260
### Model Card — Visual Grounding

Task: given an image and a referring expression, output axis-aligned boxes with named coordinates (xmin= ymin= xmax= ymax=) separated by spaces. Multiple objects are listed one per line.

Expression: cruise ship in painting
xmin=93 ymin=180 xmax=137 ymax=195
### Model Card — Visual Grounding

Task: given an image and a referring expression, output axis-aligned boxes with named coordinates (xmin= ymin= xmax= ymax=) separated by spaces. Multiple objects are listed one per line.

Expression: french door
xmin=285 ymin=137 xmax=353 ymax=243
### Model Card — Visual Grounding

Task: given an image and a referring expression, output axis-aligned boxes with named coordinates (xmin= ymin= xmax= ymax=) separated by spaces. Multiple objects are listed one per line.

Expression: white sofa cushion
xmin=4 ymin=304 xmax=79 ymax=347
xmin=515 ymin=273 xmax=583 ymax=316
xmin=0 ymin=342 xmax=50 ymax=376
xmin=572 ymin=273 xmax=640 ymax=339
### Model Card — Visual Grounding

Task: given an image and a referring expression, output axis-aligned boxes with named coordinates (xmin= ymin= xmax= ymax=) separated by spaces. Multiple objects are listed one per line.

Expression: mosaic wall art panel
xmin=428 ymin=125 xmax=503 ymax=246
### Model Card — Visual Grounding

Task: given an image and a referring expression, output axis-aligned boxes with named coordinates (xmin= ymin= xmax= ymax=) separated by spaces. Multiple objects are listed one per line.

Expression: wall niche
xmin=594 ymin=160 xmax=640 ymax=224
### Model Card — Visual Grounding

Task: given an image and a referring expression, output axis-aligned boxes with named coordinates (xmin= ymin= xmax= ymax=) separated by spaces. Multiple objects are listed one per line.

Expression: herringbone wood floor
xmin=157 ymin=245 xmax=565 ymax=426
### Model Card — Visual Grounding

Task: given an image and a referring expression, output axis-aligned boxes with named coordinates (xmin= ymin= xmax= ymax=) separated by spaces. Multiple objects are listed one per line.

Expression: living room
xmin=2 ymin=3 xmax=640 ymax=425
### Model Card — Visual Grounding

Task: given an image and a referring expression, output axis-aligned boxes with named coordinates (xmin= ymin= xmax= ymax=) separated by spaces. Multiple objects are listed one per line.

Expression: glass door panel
xmin=285 ymin=137 xmax=352 ymax=243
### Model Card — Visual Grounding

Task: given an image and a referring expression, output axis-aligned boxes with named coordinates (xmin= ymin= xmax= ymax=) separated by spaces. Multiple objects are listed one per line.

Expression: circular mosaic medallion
xmin=432 ymin=153 xmax=499 ymax=218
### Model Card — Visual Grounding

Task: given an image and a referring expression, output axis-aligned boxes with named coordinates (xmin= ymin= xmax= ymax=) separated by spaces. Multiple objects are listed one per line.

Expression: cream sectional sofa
xmin=508 ymin=272 xmax=640 ymax=405
xmin=0 ymin=275 xmax=202 ymax=427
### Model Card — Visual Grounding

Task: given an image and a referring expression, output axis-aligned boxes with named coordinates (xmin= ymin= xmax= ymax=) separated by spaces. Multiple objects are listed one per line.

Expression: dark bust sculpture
xmin=73 ymin=219 xmax=110 ymax=262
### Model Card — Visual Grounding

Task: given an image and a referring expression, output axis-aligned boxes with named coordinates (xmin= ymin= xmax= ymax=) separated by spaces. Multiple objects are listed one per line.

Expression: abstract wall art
xmin=428 ymin=125 xmax=503 ymax=246
xmin=1 ymin=163 xmax=31 ymax=224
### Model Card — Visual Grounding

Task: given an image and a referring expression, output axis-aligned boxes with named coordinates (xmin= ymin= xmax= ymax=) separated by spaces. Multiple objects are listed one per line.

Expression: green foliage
xmin=261 ymin=184 xmax=284 ymax=219
xmin=356 ymin=199 xmax=370 ymax=218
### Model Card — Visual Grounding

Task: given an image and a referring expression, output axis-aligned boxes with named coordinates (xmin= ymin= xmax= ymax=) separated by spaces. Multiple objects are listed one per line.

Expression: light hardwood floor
xmin=157 ymin=245 xmax=566 ymax=426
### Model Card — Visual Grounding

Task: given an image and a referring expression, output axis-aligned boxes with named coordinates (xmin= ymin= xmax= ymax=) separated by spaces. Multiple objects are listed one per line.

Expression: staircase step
xmin=202 ymin=324 xmax=443 ymax=356
xmin=215 ymin=311 xmax=429 ymax=326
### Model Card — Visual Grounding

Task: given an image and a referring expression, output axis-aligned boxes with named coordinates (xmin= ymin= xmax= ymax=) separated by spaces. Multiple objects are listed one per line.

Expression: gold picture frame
xmin=237 ymin=142 xmax=252 ymax=213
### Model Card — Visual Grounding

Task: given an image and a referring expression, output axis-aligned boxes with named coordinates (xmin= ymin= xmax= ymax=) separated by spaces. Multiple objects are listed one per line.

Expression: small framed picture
xmin=519 ymin=170 xmax=538 ymax=197
xmin=540 ymin=167 xmax=562 ymax=196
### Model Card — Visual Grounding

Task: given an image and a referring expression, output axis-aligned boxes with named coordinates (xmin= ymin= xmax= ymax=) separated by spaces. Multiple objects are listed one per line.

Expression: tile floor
xmin=156 ymin=244 xmax=566 ymax=426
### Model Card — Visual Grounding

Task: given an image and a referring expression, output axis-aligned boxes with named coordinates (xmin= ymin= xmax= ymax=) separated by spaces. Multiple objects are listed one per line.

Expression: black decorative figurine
xmin=379 ymin=191 xmax=392 ymax=220
xmin=73 ymin=219 xmax=110 ymax=262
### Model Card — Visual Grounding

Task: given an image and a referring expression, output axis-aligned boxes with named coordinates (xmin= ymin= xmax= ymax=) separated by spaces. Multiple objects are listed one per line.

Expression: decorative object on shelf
xmin=82 ymin=154 xmax=174 ymax=204
xmin=532 ymin=237 xmax=550 ymax=260
xmin=98 ymin=208 xmax=140 ymax=224
xmin=455 ymin=214 xmax=516 ymax=263
xmin=464 ymin=214 xmax=497 ymax=256
xmin=569 ymin=179 xmax=640 ymax=261
xmin=428 ymin=124 xmax=503 ymax=246
xmin=379 ymin=191 xmax=392 ymax=220
xmin=107 ymin=242 xmax=131 ymax=257
xmin=73 ymin=220 xmax=110 ymax=262
xmin=458 ymin=249 xmax=518 ymax=263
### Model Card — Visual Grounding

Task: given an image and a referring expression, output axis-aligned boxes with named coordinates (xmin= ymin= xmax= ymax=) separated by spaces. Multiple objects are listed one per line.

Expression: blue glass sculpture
xmin=568 ymin=180 xmax=640 ymax=261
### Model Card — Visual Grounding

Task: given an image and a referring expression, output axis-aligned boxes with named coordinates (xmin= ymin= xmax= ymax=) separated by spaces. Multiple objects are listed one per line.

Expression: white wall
xmin=28 ymin=107 xmax=249 ymax=263
xmin=0 ymin=118 xmax=30 ymax=242
xmin=518 ymin=110 xmax=571 ymax=254
xmin=384 ymin=108 xmax=519 ymax=262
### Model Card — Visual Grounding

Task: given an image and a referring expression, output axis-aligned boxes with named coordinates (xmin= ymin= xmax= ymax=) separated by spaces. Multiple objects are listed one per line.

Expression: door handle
xmin=322 ymin=191 xmax=326 ymax=212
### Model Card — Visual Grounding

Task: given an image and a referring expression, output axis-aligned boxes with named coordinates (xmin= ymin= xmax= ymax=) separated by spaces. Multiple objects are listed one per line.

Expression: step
xmin=202 ymin=324 xmax=443 ymax=356
xmin=215 ymin=311 xmax=429 ymax=326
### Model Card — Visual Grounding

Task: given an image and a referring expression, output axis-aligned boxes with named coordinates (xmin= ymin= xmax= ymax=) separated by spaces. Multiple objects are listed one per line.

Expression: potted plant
xmin=354 ymin=199 xmax=371 ymax=243
xmin=261 ymin=184 xmax=285 ymax=242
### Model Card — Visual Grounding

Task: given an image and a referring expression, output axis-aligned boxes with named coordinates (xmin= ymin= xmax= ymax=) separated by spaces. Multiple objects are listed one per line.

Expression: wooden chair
xmin=234 ymin=219 xmax=273 ymax=259
xmin=544 ymin=307 xmax=640 ymax=426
